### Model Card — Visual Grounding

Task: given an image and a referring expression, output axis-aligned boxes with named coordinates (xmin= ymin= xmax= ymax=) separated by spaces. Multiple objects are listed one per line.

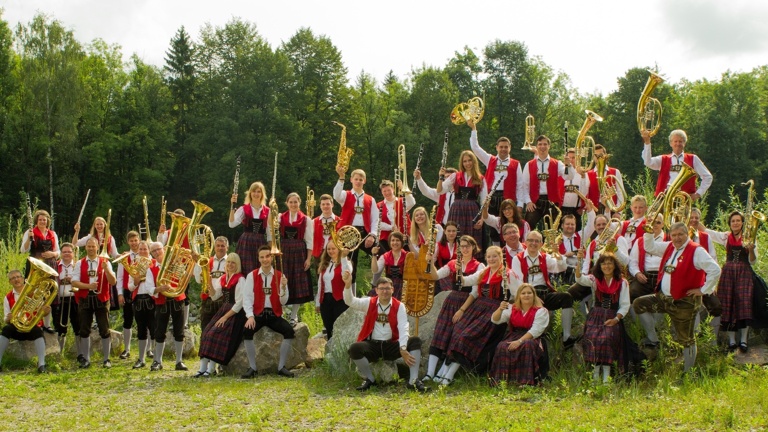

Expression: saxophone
xmin=742 ymin=179 xmax=766 ymax=247
xmin=333 ymin=121 xmax=354 ymax=173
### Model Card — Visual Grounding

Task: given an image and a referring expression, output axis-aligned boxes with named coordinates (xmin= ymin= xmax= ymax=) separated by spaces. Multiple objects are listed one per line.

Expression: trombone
xmin=138 ymin=196 xmax=152 ymax=242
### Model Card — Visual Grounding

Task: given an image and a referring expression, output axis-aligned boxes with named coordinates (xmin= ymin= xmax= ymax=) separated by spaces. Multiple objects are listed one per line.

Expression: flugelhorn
xmin=522 ymin=115 xmax=536 ymax=151
xmin=112 ymin=252 xmax=152 ymax=283
xmin=10 ymin=257 xmax=59 ymax=332
xmin=574 ymin=110 xmax=603 ymax=172
xmin=741 ymin=179 xmax=766 ymax=248
xmin=333 ymin=121 xmax=354 ymax=173
xmin=644 ymin=163 xmax=697 ymax=232
xmin=450 ymin=97 xmax=484 ymax=126
xmin=637 ymin=70 xmax=664 ymax=137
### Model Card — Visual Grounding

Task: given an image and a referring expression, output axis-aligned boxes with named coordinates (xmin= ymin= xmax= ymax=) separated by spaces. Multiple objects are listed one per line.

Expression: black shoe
xmin=563 ymin=336 xmax=581 ymax=350
xmin=102 ymin=360 xmax=112 ymax=369
xmin=240 ymin=367 xmax=258 ymax=379
xmin=119 ymin=350 xmax=130 ymax=360
xmin=356 ymin=378 xmax=376 ymax=391
xmin=76 ymin=354 xmax=85 ymax=366
xmin=175 ymin=362 xmax=188 ymax=371
xmin=79 ymin=359 xmax=91 ymax=369
xmin=42 ymin=326 xmax=56 ymax=335
xmin=727 ymin=343 xmax=738 ymax=353
xmin=193 ymin=371 xmax=210 ymax=378
xmin=147 ymin=350 xmax=154 ymax=358
xmin=150 ymin=361 xmax=163 ymax=371
xmin=278 ymin=367 xmax=295 ymax=378
xmin=132 ymin=360 xmax=146 ymax=369
xmin=739 ymin=342 xmax=748 ymax=353
xmin=38 ymin=365 xmax=48 ymax=373
xmin=406 ymin=379 xmax=429 ymax=393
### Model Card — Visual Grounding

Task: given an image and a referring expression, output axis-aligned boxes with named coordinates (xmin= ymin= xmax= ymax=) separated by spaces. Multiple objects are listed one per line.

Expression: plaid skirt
xmin=282 ymin=238 xmax=313 ymax=305
xmin=431 ymin=290 xmax=471 ymax=354
xmin=582 ymin=306 xmax=624 ymax=366
xmin=198 ymin=305 xmax=247 ymax=365
xmin=437 ymin=276 xmax=454 ymax=293
xmin=447 ymin=199 xmax=483 ymax=260
xmin=447 ymin=296 xmax=501 ymax=364
xmin=490 ymin=329 xmax=544 ymax=386
xmin=718 ymin=260 xmax=754 ymax=325
xmin=236 ymin=232 xmax=266 ymax=276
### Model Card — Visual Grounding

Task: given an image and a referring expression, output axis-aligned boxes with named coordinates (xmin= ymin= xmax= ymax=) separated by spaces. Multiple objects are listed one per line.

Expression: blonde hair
xmin=457 ymin=150 xmax=483 ymax=186
xmin=226 ymin=252 xmax=242 ymax=274
xmin=285 ymin=192 xmax=301 ymax=205
xmin=350 ymin=169 xmax=367 ymax=180
xmin=630 ymin=195 xmax=647 ymax=206
xmin=514 ymin=283 xmax=544 ymax=309
xmin=89 ymin=216 xmax=108 ymax=238
xmin=245 ymin=182 xmax=267 ymax=207
xmin=410 ymin=206 xmax=432 ymax=244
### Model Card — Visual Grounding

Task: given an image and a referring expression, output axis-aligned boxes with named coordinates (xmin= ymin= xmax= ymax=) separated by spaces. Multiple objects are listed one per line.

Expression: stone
xmin=220 ymin=323 xmax=310 ymax=375
xmin=165 ymin=328 xmax=197 ymax=357
xmin=65 ymin=329 xmax=123 ymax=357
xmin=5 ymin=331 xmax=59 ymax=362
xmin=733 ymin=344 xmax=768 ymax=366
xmin=305 ymin=336 xmax=326 ymax=368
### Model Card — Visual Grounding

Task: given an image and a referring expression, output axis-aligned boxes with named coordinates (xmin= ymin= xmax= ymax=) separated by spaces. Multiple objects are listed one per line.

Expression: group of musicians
xmin=0 ymin=115 xmax=761 ymax=392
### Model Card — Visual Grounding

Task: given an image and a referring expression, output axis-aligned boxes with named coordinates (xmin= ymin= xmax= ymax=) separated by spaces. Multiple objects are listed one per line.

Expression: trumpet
xmin=333 ymin=121 xmax=354 ymax=173
xmin=306 ymin=186 xmax=316 ymax=219
xmin=637 ymin=70 xmax=664 ymax=137
xmin=741 ymin=180 xmax=766 ymax=248
xmin=574 ymin=110 xmax=603 ymax=172
xmin=138 ymin=196 xmax=152 ymax=242
xmin=522 ymin=115 xmax=536 ymax=151
xmin=450 ymin=97 xmax=484 ymax=126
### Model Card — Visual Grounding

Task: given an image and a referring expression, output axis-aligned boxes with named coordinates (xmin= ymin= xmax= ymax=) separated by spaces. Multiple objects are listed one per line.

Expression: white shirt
xmin=332 ymin=182 xmax=379 ymax=235
xmin=691 ymin=231 xmax=718 ymax=259
xmin=491 ymin=306 xmax=549 ymax=338
xmin=642 ymin=146 xmax=713 ymax=197
xmin=622 ymin=216 xmax=646 ymax=245
xmin=193 ymin=254 xmax=227 ymax=301
xmin=470 ymin=130 xmax=525 ymax=208
xmin=71 ymin=257 xmax=114 ymax=286
xmin=560 ymin=233 xmax=580 ymax=268
xmin=243 ymin=268 xmax=288 ymax=318
xmin=705 ymin=229 xmax=757 ymax=265
xmin=314 ymin=213 xmax=339 ymax=253
xmin=460 ymin=268 xmax=513 ymax=300
xmin=440 ymin=172 xmax=488 ymax=203
xmin=521 ymin=155 xmax=574 ymax=204
xmin=510 ymin=251 xmax=567 ymax=299
xmin=575 ymin=274 xmax=631 ymax=318
xmin=228 ymin=204 xmax=273 ymax=241
xmin=436 ymin=261 xmax=486 ymax=297
xmin=582 ymin=224 xmax=630 ymax=275
xmin=58 ymin=261 xmax=76 ymax=297
xmin=484 ymin=214 xmax=531 ymax=239
xmin=344 ymin=289 xmax=410 ymax=347
xmin=281 ymin=211 xmax=314 ymax=250
xmin=314 ymin=258 xmax=352 ymax=307
xmin=128 ymin=265 xmax=157 ymax=296
xmin=116 ymin=251 xmax=140 ymax=290
xmin=416 ymin=178 xmax=454 ymax=225
xmin=642 ymin=233 xmax=721 ymax=296
xmin=629 ymin=233 xmax=666 ymax=277
xmin=74 ymin=234 xmax=118 ymax=259
xmin=562 ymin=173 xmax=589 ymax=208
xmin=379 ymin=196 xmax=416 ymax=232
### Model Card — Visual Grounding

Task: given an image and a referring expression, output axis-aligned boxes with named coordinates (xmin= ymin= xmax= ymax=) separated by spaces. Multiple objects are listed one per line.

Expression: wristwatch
xmin=400 ymin=345 xmax=407 ymax=351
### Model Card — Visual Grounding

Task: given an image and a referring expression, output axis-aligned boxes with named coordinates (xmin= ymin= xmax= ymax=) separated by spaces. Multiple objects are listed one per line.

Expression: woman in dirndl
xmin=437 ymin=150 xmax=487 ymax=261
xmin=196 ymin=253 xmax=246 ymax=377
xmin=423 ymin=235 xmax=485 ymax=382
xmin=575 ymin=253 xmax=630 ymax=383
xmin=489 ymin=283 xmax=549 ymax=386
xmin=279 ymin=192 xmax=313 ymax=326
xmin=435 ymin=221 xmax=459 ymax=292
xmin=229 ymin=182 xmax=270 ymax=276
xmin=371 ymin=231 xmax=407 ymax=300
xmin=408 ymin=206 xmax=444 ymax=257
xmin=704 ymin=211 xmax=758 ymax=352
xmin=437 ymin=246 xmax=509 ymax=385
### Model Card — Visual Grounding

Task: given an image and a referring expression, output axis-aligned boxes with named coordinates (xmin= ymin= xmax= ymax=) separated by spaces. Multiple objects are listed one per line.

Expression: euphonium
xmin=306 ymin=187 xmax=316 ymax=219
xmin=98 ymin=209 xmax=113 ymax=259
xmin=333 ymin=121 xmax=354 ymax=172
xmin=574 ymin=110 xmax=602 ymax=172
xmin=595 ymin=153 xmax=627 ymax=212
xmin=637 ymin=70 xmax=664 ymax=137
xmin=157 ymin=200 xmax=213 ymax=298
xmin=522 ymin=115 xmax=536 ymax=151
xmin=10 ymin=257 xmax=59 ymax=332
xmin=450 ymin=97 xmax=484 ymax=125
xmin=644 ymin=163 xmax=697 ymax=232
xmin=112 ymin=252 xmax=152 ymax=283
xmin=742 ymin=179 xmax=766 ymax=247
xmin=595 ymin=218 xmax=623 ymax=254
xmin=397 ymin=144 xmax=412 ymax=195
xmin=541 ymin=206 xmax=563 ymax=259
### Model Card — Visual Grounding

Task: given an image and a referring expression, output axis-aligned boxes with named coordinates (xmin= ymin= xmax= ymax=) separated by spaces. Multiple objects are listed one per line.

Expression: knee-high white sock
xmin=291 ymin=304 xmax=299 ymax=321
xmin=0 ymin=336 xmax=10 ymax=361
xmin=593 ymin=365 xmax=600 ymax=382
xmin=244 ymin=339 xmax=257 ymax=370
xmin=174 ymin=341 xmax=184 ymax=363
xmin=123 ymin=328 xmax=132 ymax=352
xmin=198 ymin=358 xmax=209 ymax=373
xmin=82 ymin=337 xmax=91 ymax=361
xmin=442 ymin=362 xmax=461 ymax=383
xmin=155 ymin=342 xmax=165 ymax=364
xmin=75 ymin=336 xmax=82 ymax=357
xmin=101 ymin=338 xmax=111 ymax=361
xmin=693 ymin=312 xmax=701 ymax=334
xmin=44 ymin=314 xmax=52 ymax=328
xmin=602 ymin=365 xmax=611 ymax=383
xmin=436 ymin=362 xmax=448 ymax=380
xmin=207 ymin=361 xmax=217 ymax=374
xmin=741 ymin=327 xmax=750 ymax=344
xmin=727 ymin=331 xmax=736 ymax=345
xmin=138 ymin=339 xmax=147 ymax=363
xmin=638 ymin=313 xmax=658 ymax=343
xmin=278 ymin=339 xmax=292 ymax=370
xmin=426 ymin=355 xmax=440 ymax=377
xmin=561 ymin=308 xmax=574 ymax=341
xmin=34 ymin=338 xmax=46 ymax=366
xmin=182 ymin=304 xmax=190 ymax=328
xmin=353 ymin=357 xmax=375 ymax=382
xmin=683 ymin=345 xmax=697 ymax=372
xmin=409 ymin=349 xmax=421 ymax=384
xmin=710 ymin=317 xmax=721 ymax=340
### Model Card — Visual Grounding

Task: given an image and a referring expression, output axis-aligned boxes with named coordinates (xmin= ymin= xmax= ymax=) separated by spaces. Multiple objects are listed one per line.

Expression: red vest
xmin=251 ymin=269 xmax=283 ymax=317
xmin=586 ymin=169 xmax=618 ymax=206
xmin=485 ymin=156 xmax=520 ymax=202
xmin=139 ymin=264 xmax=161 ymax=302
xmin=510 ymin=305 xmax=540 ymax=330
xmin=436 ymin=194 xmax=448 ymax=225
xmin=517 ymin=252 xmax=552 ymax=291
xmin=657 ymin=242 xmax=706 ymax=300
xmin=6 ymin=291 xmax=44 ymax=328
xmin=279 ymin=211 xmax=307 ymax=240
xmin=242 ymin=204 xmax=270 ymax=232
xmin=312 ymin=215 xmax=340 ymax=258
xmin=453 ymin=172 xmax=483 ymax=196
xmin=339 ymin=191 xmax=373 ymax=231
xmin=504 ymin=244 xmax=526 ymax=268
xmin=478 ymin=268 xmax=505 ymax=299
xmin=436 ymin=242 xmax=457 ymax=269
xmin=696 ymin=231 xmax=711 ymax=255
xmin=620 ymin=219 xmax=646 ymax=246
xmin=32 ymin=227 xmax=57 ymax=251
xmin=527 ymin=158 xmax=563 ymax=205
xmin=319 ymin=263 xmax=345 ymax=303
xmin=655 ymin=154 xmax=697 ymax=196
xmin=446 ymin=258 xmax=481 ymax=282
xmin=635 ymin=234 xmax=668 ymax=272
xmin=357 ymin=297 xmax=401 ymax=342
xmin=378 ymin=199 xmax=410 ymax=241
xmin=558 ymin=233 xmax=581 ymax=255
xmin=75 ymin=257 xmax=111 ymax=304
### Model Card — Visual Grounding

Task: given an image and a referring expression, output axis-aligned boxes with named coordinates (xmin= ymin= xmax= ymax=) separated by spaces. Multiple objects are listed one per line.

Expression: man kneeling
xmin=345 ymin=273 xmax=427 ymax=393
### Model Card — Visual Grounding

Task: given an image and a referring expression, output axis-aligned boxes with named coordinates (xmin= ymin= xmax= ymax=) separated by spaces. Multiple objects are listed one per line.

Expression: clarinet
xmin=375 ymin=203 xmax=383 ymax=247
xmin=472 ymin=177 xmax=503 ymax=224
xmin=563 ymin=121 xmax=569 ymax=175
xmin=454 ymin=247 xmax=464 ymax=290
xmin=412 ymin=142 xmax=424 ymax=192
xmin=231 ymin=155 xmax=241 ymax=211
xmin=439 ymin=129 xmax=449 ymax=181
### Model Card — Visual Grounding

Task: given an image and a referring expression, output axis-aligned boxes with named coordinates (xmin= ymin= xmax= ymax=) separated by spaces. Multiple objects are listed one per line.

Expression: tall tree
xmin=164 ymin=26 xmax=195 ymax=150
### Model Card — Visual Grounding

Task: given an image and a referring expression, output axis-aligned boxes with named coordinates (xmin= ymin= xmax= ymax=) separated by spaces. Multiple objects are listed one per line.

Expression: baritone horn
xmin=450 ymin=97 xmax=484 ymax=125
xmin=333 ymin=121 xmax=354 ymax=173
xmin=637 ymin=70 xmax=664 ymax=137
xmin=10 ymin=257 xmax=59 ymax=332
xmin=522 ymin=115 xmax=536 ymax=151
xmin=574 ymin=110 xmax=603 ymax=172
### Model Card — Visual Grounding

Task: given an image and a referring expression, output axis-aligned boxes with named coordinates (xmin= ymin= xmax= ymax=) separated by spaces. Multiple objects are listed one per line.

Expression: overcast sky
xmin=2 ymin=0 xmax=768 ymax=95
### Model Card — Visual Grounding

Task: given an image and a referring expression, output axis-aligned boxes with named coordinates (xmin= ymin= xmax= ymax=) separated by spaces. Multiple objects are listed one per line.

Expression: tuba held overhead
xmin=637 ymin=70 xmax=664 ymax=137
xmin=10 ymin=257 xmax=59 ymax=332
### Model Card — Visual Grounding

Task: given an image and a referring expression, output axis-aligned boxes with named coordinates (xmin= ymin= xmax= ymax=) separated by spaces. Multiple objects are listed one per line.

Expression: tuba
xmin=333 ymin=121 xmax=354 ymax=173
xmin=541 ymin=206 xmax=563 ymax=259
xmin=637 ymin=70 xmax=664 ymax=137
xmin=157 ymin=200 xmax=213 ymax=298
xmin=450 ymin=97 xmax=484 ymax=125
xmin=112 ymin=252 xmax=153 ymax=283
xmin=645 ymin=163 xmax=697 ymax=232
xmin=595 ymin=153 xmax=627 ymax=213
xmin=98 ymin=209 xmax=113 ymax=259
xmin=742 ymin=180 xmax=767 ymax=248
xmin=574 ymin=110 xmax=602 ymax=172
xmin=10 ymin=257 xmax=59 ymax=332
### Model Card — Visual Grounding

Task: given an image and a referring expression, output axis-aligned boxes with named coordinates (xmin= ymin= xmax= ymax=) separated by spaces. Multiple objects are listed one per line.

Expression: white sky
xmin=2 ymin=0 xmax=768 ymax=95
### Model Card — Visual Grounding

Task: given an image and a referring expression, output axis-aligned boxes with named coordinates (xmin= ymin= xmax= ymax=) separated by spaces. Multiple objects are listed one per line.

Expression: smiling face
xmin=594 ymin=216 xmax=608 ymax=234
xmin=526 ymin=232 xmax=542 ymax=254
xmin=486 ymin=249 xmax=501 ymax=268
xmin=496 ymin=140 xmax=511 ymax=159
xmin=461 ymin=154 xmax=474 ymax=172
xmin=325 ymin=241 xmax=339 ymax=260
xmin=380 ymin=185 xmax=394 ymax=200
xmin=670 ymin=226 xmax=689 ymax=249
xmin=729 ymin=213 xmax=744 ymax=234
xmin=536 ymin=138 xmax=550 ymax=158
xmin=8 ymin=271 xmax=24 ymax=291
xmin=85 ymin=237 xmax=99 ymax=258
xmin=128 ymin=236 xmax=140 ymax=252
xmin=35 ymin=214 xmax=49 ymax=230
xmin=517 ymin=285 xmax=535 ymax=308
xmin=503 ymin=226 xmax=520 ymax=246
xmin=376 ymin=282 xmax=393 ymax=303
xmin=94 ymin=219 xmax=106 ymax=233
xmin=444 ymin=224 xmax=458 ymax=242
xmin=389 ymin=236 xmax=403 ymax=251
xmin=413 ymin=209 xmax=427 ymax=226
xmin=459 ymin=239 xmax=474 ymax=260
xmin=320 ymin=198 xmax=333 ymax=215
xmin=351 ymin=173 xmax=366 ymax=190
xmin=631 ymin=200 xmax=647 ymax=218
xmin=669 ymin=135 xmax=686 ymax=155
xmin=562 ymin=218 xmax=576 ymax=235
xmin=258 ymin=249 xmax=273 ymax=269
xmin=286 ymin=195 xmax=301 ymax=213
xmin=137 ymin=242 xmax=150 ymax=258
xmin=250 ymin=188 xmax=263 ymax=203
xmin=61 ymin=245 xmax=74 ymax=263
xmin=599 ymin=258 xmax=616 ymax=276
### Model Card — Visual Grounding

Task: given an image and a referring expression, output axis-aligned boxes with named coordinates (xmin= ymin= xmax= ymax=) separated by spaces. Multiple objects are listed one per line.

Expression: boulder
xmin=65 ymin=329 xmax=123 ymax=357
xmin=220 ymin=323 xmax=310 ymax=375
xmin=5 ymin=331 xmax=59 ymax=362
xmin=305 ymin=335 xmax=327 ymax=368
xmin=165 ymin=328 xmax=197 ymax=357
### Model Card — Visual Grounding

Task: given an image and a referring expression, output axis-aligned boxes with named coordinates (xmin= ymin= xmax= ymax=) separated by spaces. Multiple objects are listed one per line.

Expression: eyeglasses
xmin=526 ymin=239 xmax=542 ymax=243
xmin=150 ymin=249 xmax=162 ymax=254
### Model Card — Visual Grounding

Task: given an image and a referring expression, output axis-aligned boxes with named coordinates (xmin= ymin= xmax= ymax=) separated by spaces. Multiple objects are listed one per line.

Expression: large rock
xmin=165 ymin=328 xmax=197 ymax=357
xmin=220 ymin=323 xmax=310 ymax=375
xmin=66 ymin=329 xmax=123 ymax=357
xmin=5 ymin=331 xmax=59 ymax=362
xmin=325 ymin=291 xmax=449 ymax=382
xmin=305 ymin=335 xmax=327 ymax=368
